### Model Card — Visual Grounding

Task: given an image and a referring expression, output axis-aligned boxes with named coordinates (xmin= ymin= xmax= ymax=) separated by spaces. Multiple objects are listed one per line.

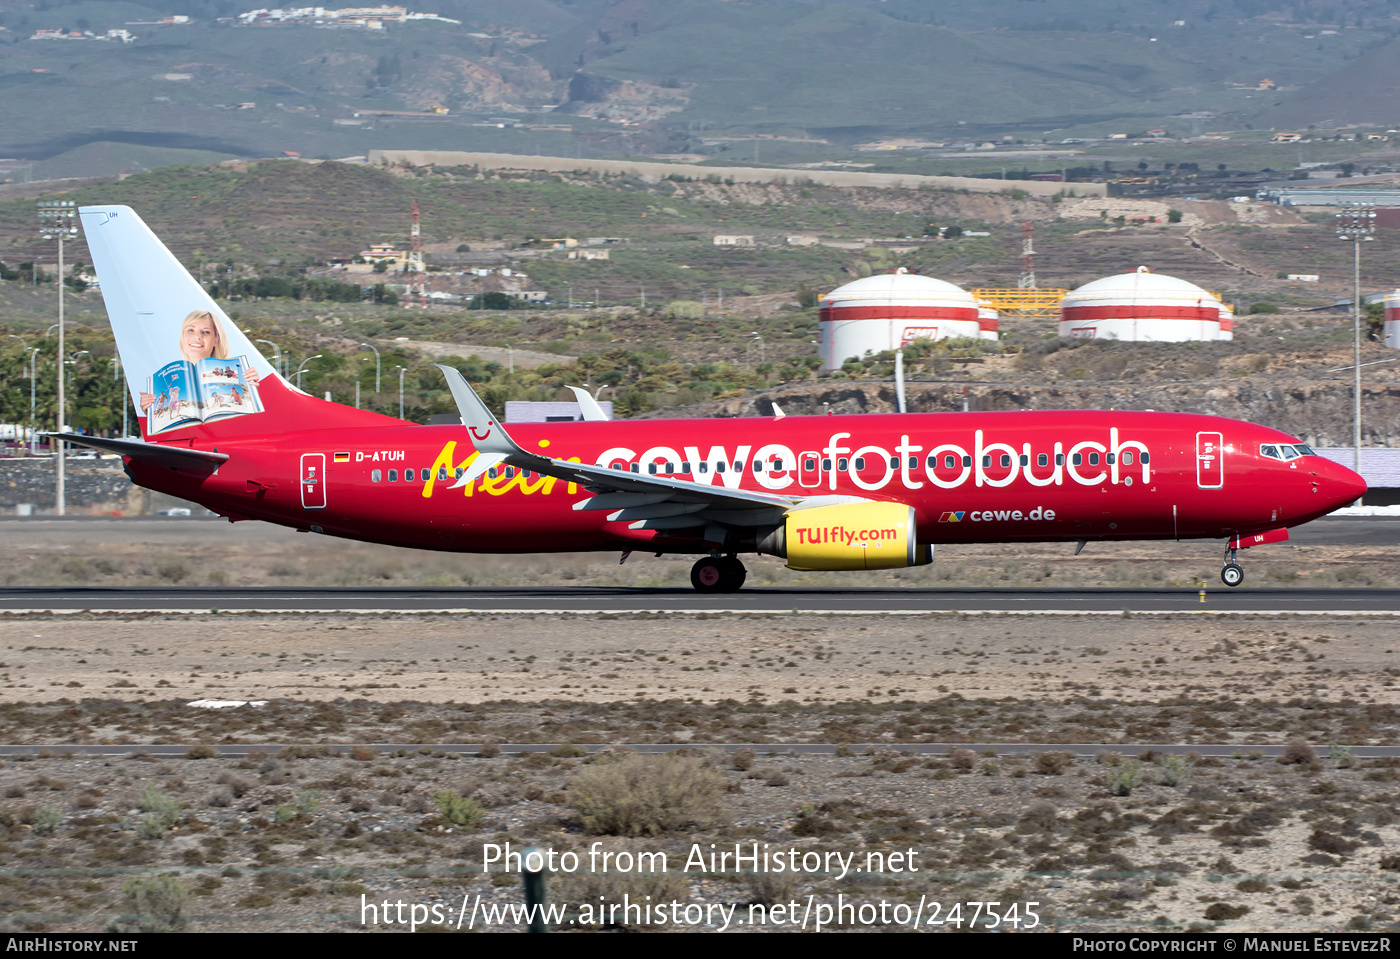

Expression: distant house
xmin=568 ymin=249 xmax=609 ymax=260
xmin=714 ymin=235 xmax=754 ymax=247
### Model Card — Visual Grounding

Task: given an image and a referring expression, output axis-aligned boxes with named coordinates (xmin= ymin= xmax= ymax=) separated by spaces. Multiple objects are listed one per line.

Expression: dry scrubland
xmin=0 ymin=609 xmax=1398 ymax=932
xmin=0 ymin=698 xmax=1399 ymax=933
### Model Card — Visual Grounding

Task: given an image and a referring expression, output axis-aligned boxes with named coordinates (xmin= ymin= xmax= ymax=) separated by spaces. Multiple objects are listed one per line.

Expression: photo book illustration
xmin=146 ymin=356 xmax=263 ymax=434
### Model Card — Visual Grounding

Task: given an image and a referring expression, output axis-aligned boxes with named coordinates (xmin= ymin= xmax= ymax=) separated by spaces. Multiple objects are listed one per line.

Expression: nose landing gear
xmin=1220 ymin=544 xmax=1244 ymax=587
xmin=691 ymin=555 xmax=747 ymax=593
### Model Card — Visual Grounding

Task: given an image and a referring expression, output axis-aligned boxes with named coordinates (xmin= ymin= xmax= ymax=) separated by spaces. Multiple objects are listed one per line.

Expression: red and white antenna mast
xmin=1018 ymin=220 xmax=1036 ymax=290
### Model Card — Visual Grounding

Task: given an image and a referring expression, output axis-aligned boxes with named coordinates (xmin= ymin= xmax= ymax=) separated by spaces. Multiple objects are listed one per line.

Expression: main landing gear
xmin=691 ymin=555 xmax=747 ymax=593
xmin=1220 ymin=544 xmax=1244 ymax=588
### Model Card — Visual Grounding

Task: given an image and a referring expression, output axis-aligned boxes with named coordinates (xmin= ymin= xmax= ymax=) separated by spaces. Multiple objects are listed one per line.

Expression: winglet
xmin=435 ymin=364 xmax=526 ymax=456
xmin=771 ymin=401 xmax=786 ymax=420
xmin=565 ymin=386 xmax=610 ymax=421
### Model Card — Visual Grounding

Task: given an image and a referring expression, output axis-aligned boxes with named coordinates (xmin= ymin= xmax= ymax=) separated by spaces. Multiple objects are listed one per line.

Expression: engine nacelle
xmin=758 ymin=501 xmax=932 ymax=571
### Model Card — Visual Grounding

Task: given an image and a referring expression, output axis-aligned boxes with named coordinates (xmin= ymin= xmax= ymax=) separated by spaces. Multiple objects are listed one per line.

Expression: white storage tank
xmin=1059 ymin=266 xmax=1229 ymax=342
xmin=819 ymin=268 xmax=988 ymax=370
xmin=1385 ymin=290 xmax=1400 ymax=349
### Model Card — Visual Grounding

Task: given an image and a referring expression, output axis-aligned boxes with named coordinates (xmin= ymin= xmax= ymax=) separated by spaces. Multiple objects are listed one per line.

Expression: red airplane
xmin=56 ymin=206 xmax=1367 ymax=592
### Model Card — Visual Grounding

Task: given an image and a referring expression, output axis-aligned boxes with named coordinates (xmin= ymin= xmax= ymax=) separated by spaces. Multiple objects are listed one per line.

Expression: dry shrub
xmin=569 ymin=753 xmax=728 ymax=836
xmin=555 ymin=844 xmax=690 ymax=931
xmin=1035 ymin=751 xmax=1075 ymax=776
xmin=110 ymin=875 xmax=194 ymax=933
xmin=1204 ymin=902 xmax=1249 ymax=921
xmin=1279 ymin=740 xmax=1318 ymax=766
xmin=1308 ymin=829 xmax=1359 ymax=856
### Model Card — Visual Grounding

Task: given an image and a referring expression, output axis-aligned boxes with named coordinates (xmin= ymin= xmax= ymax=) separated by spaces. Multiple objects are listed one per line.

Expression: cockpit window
xmin=1261 ymin=443 xmax=1312 ymax=461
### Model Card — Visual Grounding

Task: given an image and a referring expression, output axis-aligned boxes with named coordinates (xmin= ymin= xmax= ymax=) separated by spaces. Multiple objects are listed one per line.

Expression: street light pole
xmin=294 ymin=355 xmax=322 ymax=391
xmin=361 ymin=342 xmax=381 ymax=393
xmin=1336 ymin=202 xmax=1374 ymax=497
xmin=27 ymin=349 xmax=39 ymax=453
xmin=254 ymin=338 xmax=283 ymax=378
xmin=39 ymin=199 xmax=76 ymax=516
xmin=396 ymin=366 xmax=407 ymax=420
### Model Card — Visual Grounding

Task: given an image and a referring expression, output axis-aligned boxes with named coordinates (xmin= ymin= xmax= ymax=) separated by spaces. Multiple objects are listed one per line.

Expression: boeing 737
xmin=53 ymin=206 xmax=1366 ymax=592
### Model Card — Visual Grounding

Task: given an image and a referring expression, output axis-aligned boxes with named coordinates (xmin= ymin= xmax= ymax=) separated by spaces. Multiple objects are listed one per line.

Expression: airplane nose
xmin=1318 ymin=458 xmax=1367 ymax=511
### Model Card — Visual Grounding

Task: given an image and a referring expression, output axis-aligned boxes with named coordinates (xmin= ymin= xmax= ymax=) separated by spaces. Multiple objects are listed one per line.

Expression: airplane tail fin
xmin=80 ymin=205 xmax=402 ymax=442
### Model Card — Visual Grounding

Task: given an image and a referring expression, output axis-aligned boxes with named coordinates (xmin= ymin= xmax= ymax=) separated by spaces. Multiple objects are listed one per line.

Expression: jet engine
xmin=757 ymin=501 xmax=932 ymax=571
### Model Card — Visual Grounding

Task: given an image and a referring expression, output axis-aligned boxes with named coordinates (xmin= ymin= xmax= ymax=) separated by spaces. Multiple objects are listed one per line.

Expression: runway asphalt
xmin=2 ymin=585 xmax=1400 ymax=613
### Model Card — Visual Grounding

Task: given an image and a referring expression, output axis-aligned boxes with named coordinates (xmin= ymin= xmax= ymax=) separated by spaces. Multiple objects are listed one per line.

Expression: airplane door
xmin=1196 ymin=432 xmax=1223 ymax=489
xmin=798 ymin=450 xmax=823 ymax=489
xmin=300 ymin=453 xmax=327 ymax=509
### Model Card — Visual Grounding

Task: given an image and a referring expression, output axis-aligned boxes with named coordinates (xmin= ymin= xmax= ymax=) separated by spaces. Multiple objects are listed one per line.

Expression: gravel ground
xmin=0 ymin=610 xmax=1397 ymax=933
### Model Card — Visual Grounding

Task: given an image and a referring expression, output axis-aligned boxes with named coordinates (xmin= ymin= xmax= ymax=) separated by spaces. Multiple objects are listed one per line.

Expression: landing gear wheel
xmin=691 ymin=557 xmax=726 ymax=593
xmin=1221 ymin=563 xmax=1244 ymax=588
xmin=720 ymin=556 xmax=747 ymax=591
xmin=690 ymin=556 xmax=747 ymax=593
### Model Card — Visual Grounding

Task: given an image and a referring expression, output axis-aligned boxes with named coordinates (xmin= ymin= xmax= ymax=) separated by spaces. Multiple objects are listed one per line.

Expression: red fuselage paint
xmin=123 ymin=382 xmax=1366 ymax=556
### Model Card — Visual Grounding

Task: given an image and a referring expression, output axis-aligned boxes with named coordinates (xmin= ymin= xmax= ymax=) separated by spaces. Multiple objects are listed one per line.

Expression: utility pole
xmin=38 ymin=200 xmax=76 ymax=516
xmin=1336 ymin=202 xmax=1374 ymax=499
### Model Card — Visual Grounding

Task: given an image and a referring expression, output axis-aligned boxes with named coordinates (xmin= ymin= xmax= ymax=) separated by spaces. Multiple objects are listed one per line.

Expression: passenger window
xmin=648 ymin=463 xmax=657 ymax=475
xmin=823 ymin=458 xmax=832 ymax=470
xmin=1000 ymin=454 xmax=1011 ymax=468
xmin=1019 ymin=455 xmax=1028 ymax=467
xmin=773 ymin=459 xmax=784 ymax=471
xmin=388 ymin=469 xmax=398 ymax=482
xmin=1037 ymin=453 xmax=1048 ymax=467
xmin=1140 ymin=452 xmax=1150 ymax=464
xmin=1088 ymin=452 xmax=1099 ymax=466
xmin=1122 ymin=451 xmax=1133 ymax=465
xmin=837 ymin=458 xmax=848 ymax=471
xmin=682 ymin=462 xmax=692 ymax=473
xmin=629 ymin=463 xmax=638 ymax=473
xmin=699 ymin=463 xmax=708 ymax=474
xmin=372 ymin=469 xmax=382 ymax=482
xmin=963 ymin=456 xmax=972 ymax=468
xmin=716 ymin=462 xmax=726 ymax=474
xmin=854 ymin=457 xmax=866 ymax=470
xmin=455 ymin=467 xmax=464 ymax=479
xmin=753 ymin=460 xmax=763 ymax=473
xmin=665 ymin=463 xmax=675 ymax=474
xmin=805 ymin=458 xmax=817 ymax=471
xmin=405 ymin=469 xmax=415 ymax=481
xmin=1072 ymin=453 xmax=1082 ymax=466
xmin=982 ymin=456 xmax=991 ymax=468
xmin=908 ymin=456 xmax=917 ymax=469
xmin=890 ymin=456 xmax=899 ymax=469
xmin=1106 ymin=453 xmax=1115 ymax=465
xmin=733 ymin=461 xmax=742 ymax=473
xmin=488 ymin=467 xmax=498 ymax=479
xmin=1056 ymin=453 xmax=1064 ymax=466
xmin=439 ymin=468 xmax=448 ymax=481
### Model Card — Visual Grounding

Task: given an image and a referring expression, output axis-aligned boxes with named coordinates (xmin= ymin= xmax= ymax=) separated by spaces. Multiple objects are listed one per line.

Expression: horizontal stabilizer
xmin=47 ymin=433 xmax=229 ymax=469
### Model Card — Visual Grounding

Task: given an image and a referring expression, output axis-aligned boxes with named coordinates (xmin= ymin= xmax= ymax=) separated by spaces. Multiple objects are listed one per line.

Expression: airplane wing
xmin=437 ymin=365 xmax=802 ymax=533
xmin=46 ymin=433 xmax=229 ymax=469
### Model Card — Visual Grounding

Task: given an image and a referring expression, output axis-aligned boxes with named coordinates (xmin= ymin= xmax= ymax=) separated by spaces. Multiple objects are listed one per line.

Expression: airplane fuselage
xmin=125 ymin=408 xmax=1359 ymax=555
